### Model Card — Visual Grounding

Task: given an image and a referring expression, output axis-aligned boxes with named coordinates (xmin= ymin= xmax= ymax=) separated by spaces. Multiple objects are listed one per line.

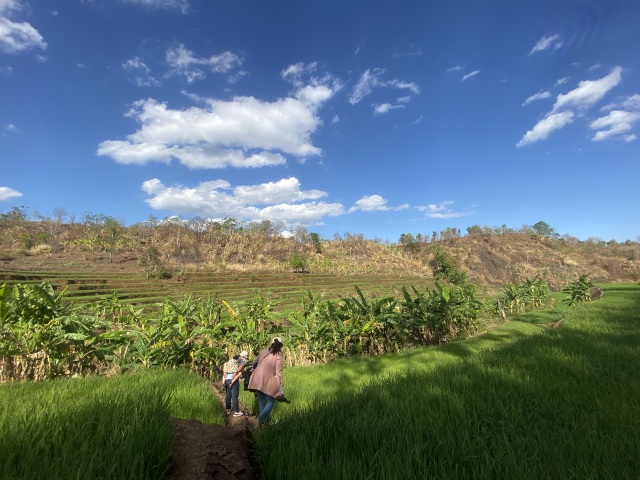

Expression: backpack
xmin=243 ymin=367 xmax=254 ymax=391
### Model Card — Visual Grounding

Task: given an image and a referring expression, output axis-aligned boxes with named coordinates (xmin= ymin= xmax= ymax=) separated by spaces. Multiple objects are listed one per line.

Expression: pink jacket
xmin=247 ymin=348 xmax=282 ymax=398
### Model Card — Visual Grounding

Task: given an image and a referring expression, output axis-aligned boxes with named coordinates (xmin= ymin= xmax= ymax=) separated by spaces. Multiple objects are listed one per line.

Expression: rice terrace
xmin=1 ymin=215 xmax=639 ymax=479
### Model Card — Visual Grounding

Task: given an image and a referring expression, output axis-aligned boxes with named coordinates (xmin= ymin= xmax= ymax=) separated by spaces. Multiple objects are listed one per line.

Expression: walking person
xmin=223 ymin=350 xmax=249 ymax=417
xmin=247 ymin=337 xmax=289 ymax=426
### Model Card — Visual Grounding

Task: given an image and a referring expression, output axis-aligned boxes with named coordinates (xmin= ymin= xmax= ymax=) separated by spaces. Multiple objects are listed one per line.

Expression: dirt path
xmin=169 ymin=382 xmax=261 ymax=480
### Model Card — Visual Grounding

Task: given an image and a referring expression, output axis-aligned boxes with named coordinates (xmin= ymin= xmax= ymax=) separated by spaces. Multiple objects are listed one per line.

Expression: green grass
xmin=2 ymin=283 xmax=637 ymax=479
xmin=252 ymin=283 xmax=640 ymax=479
xmin=0 ymin=368 xmax=223 ymax=480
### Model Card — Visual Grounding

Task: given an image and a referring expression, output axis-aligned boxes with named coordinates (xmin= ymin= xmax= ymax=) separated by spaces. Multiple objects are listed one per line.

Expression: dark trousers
xmin=224 ymin=379 xmax=240 ymax=412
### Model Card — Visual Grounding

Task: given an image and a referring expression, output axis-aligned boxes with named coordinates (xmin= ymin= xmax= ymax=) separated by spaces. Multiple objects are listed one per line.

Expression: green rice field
xmin=1 ymin=283 xmax=638 ymax=479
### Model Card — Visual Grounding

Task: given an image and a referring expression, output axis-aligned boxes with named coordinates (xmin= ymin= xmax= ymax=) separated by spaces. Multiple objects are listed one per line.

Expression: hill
xmin=0 ymin=217 xmax=637 ymax=291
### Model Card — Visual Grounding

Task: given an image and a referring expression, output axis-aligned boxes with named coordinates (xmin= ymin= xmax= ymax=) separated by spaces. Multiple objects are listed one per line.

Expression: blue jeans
xmin=255 ymin=390 xmax=276 ymax=424
xmin=225 ymin=379 xmax=240 ymax=412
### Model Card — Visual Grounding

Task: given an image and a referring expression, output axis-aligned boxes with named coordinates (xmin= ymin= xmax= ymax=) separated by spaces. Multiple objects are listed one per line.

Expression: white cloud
xmin=349 ymin=195 xmax=390 ymax=213
xmin=416 ymin=201 xmax=472 ymax=219
xmin=522 ymin=91 xmax=551 ymax=106
xmin=373 ymin=103 xmax=404 ymax=115
xmin=4 ymin=122 xmax=19 ymax=133
xmin=97 ymin=83 xmax=334 ymax=166
xmin=517 ymin=67 xmax=624 ymax=147
xmin=349 ymin=195 xmax=409 ymax=213
xmin=0 ymin=186 xmax=23 ymax=200
xmin=166 ymin=44 xmax=243 ymax=83
xmin=349 ymin=68 xmax=419 ymax=104
xmin=528 ymin=34 xmax=563 ymax=55
xmin=552 ymin=66 xmax=622 ymax=113
xmin=461 ymin=70 xmax=480 ymax=82
xmin=281 ymin=62 xmax=318 ymax=87
xmin=516 ymin=111 xmax=574 ymax=147
xmin=121 ymin=0 xmax=190 ymax=13
xmin=122 ymin=56 xmax=161 ymax=87
xmin=281 ymin=62 xmax=342 ymax=108
xmin=555 ymin=77 xmax=569 ymax=87
xmin=0 ymin=0 xmax=47 ymax=54
xmin=446 ymin=65 xmax=464 ymax=72
xmin=590 ymin=110 xmax=640 ymax=142
xmin=142 ymin=176 xmax=345 ymax=225
xmin=602 ymin=93 xmax=640 ymax=112
xmin=349 ymin=68 xmax=385 ymax=104
xmin=384 ymin=79 xmax=419 ymax=93
xmin=234 ymin=177 xmax=327 ymax=204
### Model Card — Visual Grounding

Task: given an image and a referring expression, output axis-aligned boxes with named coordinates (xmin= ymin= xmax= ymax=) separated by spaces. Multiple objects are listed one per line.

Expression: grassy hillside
xmin=0 ymin=217 xmax=638 ymax=292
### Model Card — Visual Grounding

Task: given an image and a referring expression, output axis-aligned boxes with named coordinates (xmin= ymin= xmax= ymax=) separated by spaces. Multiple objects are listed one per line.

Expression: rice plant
xmin=0 ymin=368 xmax=223 ymax=480
xmin=252 ymin=283 xmax=640 ymax=479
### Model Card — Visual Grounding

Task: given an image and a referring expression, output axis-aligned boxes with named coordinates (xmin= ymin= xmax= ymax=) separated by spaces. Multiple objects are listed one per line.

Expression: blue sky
xmin=1 ymin=0 xmax=639 ymax=242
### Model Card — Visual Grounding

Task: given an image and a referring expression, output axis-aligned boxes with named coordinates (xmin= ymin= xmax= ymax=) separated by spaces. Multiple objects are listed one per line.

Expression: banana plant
xmin=562 ymin=273 xmax=594 ymax=306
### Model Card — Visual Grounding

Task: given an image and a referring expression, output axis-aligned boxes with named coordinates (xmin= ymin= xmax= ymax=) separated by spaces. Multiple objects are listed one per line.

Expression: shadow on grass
xmin=256 ymin=283 xmax=640 ymax=479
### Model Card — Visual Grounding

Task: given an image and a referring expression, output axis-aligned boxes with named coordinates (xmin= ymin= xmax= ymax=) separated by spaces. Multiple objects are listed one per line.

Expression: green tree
xmin=0 ymin=206 xmax=28 ymax=226
xmin=428 ymin=245 xmax=467 ymax=285
xmin=309 ymin=232 xmax=322 ymax=253
xmin=399 ymin=233 xmax=420 ymax=252
xmin=289 ymin=253 xmax=308 ymax=273
xmin=466 ymin=225 xmax=483 ymax=237
xmin=532 ymin=221 xmax=555 ymax=238
xmin=138 ymin=245 xmax=170 ymax=278
xmin=102 ymin=217 xmax=123 ymax=263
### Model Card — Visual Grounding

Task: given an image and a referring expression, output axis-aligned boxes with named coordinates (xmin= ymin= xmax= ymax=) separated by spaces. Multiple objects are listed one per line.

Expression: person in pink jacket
xmin=247 ymin=336 xmax=287 ymax=425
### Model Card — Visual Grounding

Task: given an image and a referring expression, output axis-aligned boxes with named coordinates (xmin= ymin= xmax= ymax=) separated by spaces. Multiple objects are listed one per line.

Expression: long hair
xmin=269 ymin=338 xmax=283 ymax=354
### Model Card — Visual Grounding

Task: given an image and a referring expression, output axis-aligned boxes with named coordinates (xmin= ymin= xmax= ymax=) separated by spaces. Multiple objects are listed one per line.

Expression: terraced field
xmin=0 ymin=268 xmax=435 ymax=316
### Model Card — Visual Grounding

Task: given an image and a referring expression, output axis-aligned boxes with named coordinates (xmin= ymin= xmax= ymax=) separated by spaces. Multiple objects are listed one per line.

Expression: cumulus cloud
xmin=348 ymin=195 xmax=410 ymax=213
xmin=517 ymin=67 xmax=624 ymax=147
xmin=166 ymin=44 xmax=243 ymax=83
xmin=522 ymin=90 xmax=551 ymax=107
xmin=0 ymin=186 xmax=23 ymax=201
xmin=98 ymin=66 xmax=341 ymax=167
xmin=0 ymin=0 xmax=47 ymax=54
xmin=416 ymin=201 xmax=472 ymax=219
xmin=349 ymin=68 xmax=419 ymax=105
xmin=141 ymin=176 xmax=345 ymax=225
xmin=349 ymin=195 xmax=390 ymax=213
xmin=528 ymin=34 xmax=563 ymax=55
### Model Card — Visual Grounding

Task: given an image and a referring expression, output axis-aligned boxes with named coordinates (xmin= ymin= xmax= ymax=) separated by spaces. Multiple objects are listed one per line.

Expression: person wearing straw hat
xmin=247 ymin=337 xmax=290 ymax=426
xmin=223 ymin=350 xmax=249 ymax=417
